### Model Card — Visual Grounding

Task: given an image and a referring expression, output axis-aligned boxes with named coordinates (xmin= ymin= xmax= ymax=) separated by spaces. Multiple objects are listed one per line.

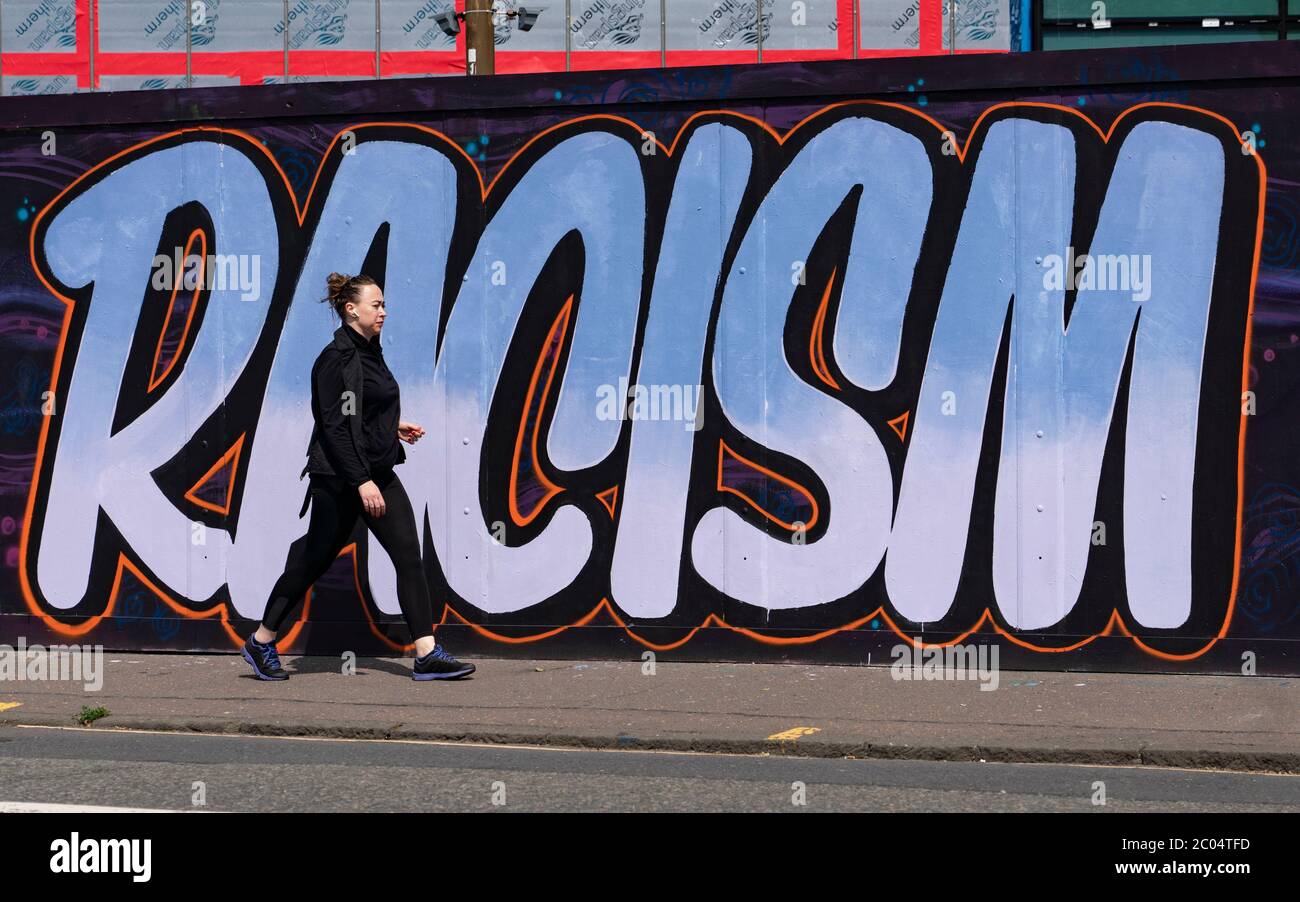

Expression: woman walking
xmin=241 ymin=273 xmax=475 ymax=682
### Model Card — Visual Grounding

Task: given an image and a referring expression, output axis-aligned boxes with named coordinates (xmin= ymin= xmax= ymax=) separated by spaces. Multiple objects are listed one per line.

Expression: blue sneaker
xmin=412 ymin=644 xmax=475 ymax=681
xmin=242 ymin=636 xmax=289 ymax=681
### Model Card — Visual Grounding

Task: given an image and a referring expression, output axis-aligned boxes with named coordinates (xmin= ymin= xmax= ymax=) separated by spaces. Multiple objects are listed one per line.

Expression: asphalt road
xmin=2 ymin=725 xmax=1298 ymax=813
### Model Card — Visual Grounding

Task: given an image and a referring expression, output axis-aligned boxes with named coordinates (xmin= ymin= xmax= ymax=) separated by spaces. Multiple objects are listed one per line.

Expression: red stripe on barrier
xmin=288 ymin=49 xmax=377 ymax=76
xmin=379 ymin=52 xmax=463 ymax=78
xmin=190 ymin=51 xmax=290 ymax=84
xmin=1 ymin=0 xmax=1005 ymax=89
xmin=919 ymin=0 xmax=943 ymax=53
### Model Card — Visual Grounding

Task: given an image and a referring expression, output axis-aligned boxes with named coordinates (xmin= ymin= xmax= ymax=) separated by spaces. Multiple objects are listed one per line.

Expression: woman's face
xmin=347 ymin=283 xmax=386 ymax=337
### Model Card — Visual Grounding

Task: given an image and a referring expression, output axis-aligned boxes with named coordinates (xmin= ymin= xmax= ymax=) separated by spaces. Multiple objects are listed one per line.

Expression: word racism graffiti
xmin=17 ymin=98 xmax=1264 ymax=664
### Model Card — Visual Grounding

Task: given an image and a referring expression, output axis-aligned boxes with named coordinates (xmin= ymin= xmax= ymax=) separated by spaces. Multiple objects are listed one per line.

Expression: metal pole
xmin=851 ymin=0 xmax=858 ymax=59
xmin=660 ymin=0 xmax=667 ymax=67
xmin=947 ymin=0 xmax=955 ymax=53
xmin=88 ymin=0 xmax=96 ymax=89
xmin=755 ymin=0 xmax=763 ymax=62
xmin=283 ymin=0 xmax=289 ymax=78
xmin=186 ymin=0 xmax=194 ymax=87
xmin=464 ymin=0 xmax=495 ymax=75
xmin=565 ymin=0 xmax=571 ymax=71
xmin=375 ymin=0 xmax=382 ymax=77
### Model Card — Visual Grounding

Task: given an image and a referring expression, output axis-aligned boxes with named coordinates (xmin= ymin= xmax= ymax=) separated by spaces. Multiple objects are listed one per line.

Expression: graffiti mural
xmin=1 ymin=42 xmax=1297 ymax=671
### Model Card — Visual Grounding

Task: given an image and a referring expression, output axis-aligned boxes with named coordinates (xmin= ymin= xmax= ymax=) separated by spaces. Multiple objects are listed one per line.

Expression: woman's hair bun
xmin=325 ymin=272 xmax=352 ymax=296
xmin=321 ymin=272 xmax=377 ymax=321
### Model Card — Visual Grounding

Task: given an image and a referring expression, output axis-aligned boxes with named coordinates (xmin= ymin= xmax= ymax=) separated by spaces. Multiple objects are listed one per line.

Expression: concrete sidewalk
xmin=1 ymin=653 xmax=1297 ymax=773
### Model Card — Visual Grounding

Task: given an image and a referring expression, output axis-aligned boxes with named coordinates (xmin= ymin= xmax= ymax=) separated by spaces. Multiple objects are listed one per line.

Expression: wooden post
xmin=464 ymin=0 xmax=497 ymax=76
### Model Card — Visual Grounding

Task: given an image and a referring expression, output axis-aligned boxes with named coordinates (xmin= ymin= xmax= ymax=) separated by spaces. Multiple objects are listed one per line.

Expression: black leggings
xmin=260 ymin=467 xmax=434 ymax=638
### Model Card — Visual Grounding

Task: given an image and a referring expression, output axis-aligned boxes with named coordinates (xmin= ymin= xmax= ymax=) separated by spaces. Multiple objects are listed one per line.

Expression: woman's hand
xmin=398 ymin=421 xmax=426 ymax=445
xmin=358 ymin=480 xmax=386 ymax=518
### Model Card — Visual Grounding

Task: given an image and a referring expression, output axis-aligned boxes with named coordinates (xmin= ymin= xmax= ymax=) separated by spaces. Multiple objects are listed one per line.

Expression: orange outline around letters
xmin=508 ymin=296 xmax=571 ymax=527
xmin=595 ymin=486 xmax=618 ymax=517
xmin=183 ymin=433 xmax=245 ymax=516
xmin=147 ymin=227 xmax=206 ymax=392
xmin=20 ymin=101 xmax=1263 ymax=660
xmin=888 ymin=411 xmax=910 ymax=441
xmin=809 ymin=266 xmax=842 ymax=390
xmin=718 ymin=439 xmax=820 ymax=532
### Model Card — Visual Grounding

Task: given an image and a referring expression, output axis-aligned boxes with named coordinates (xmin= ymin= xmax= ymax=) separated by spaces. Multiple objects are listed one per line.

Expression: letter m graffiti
xmin=887 ymin=107 xmax=1261 ymax=649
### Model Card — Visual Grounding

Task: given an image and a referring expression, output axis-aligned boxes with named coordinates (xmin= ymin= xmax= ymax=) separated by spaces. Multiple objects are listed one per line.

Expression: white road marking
xmin=0 ymin=801 xmax=183 ymax=813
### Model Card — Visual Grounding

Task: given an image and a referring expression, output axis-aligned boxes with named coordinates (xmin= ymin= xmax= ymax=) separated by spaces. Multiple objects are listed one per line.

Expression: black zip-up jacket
xmin=298 ymin=324 xmax=406 ymax=515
